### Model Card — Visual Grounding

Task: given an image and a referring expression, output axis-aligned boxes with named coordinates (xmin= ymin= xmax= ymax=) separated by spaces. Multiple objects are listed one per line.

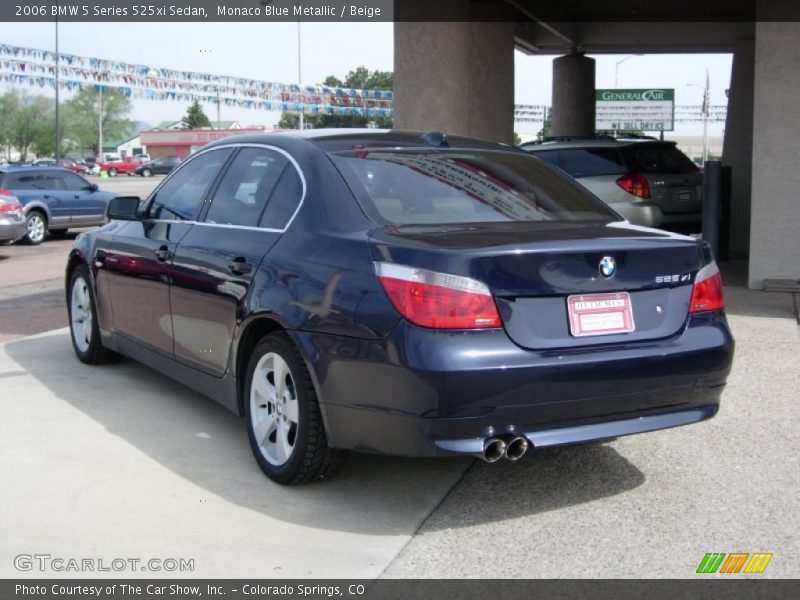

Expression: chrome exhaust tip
xmin=505 ymin=436 xmax=529 ymax=462
xmin=482 ymin=437 xmax=507 ymax=463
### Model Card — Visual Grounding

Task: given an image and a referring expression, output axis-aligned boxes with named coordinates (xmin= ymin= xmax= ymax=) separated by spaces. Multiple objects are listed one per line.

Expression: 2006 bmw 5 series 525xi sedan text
xmin=65 ymin=130 xmax=734 ymax=484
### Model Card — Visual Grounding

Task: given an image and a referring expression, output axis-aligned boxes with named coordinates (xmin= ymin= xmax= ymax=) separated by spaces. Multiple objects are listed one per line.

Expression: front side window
xmin=205 ymin=147 xmax=288 ymax=227
xmin=147 ymin=149 xmax=231 ymax=221
xmin=330 ymin=149 xmax=618 ymax=225
xmin=59 ymin=171 xmax=92 ymax=192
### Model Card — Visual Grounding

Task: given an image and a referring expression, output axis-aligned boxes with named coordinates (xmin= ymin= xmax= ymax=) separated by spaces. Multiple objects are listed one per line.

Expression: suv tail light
xmin=690 ymin=261 xmax=725 ymax=313
xmin=616 ymin=173 xmax=651 ymax=199
xmin=375 ymin=262 xmax=501 ymax=329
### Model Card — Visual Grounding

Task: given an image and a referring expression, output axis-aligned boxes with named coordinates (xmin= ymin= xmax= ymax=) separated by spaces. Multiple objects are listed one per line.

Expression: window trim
xmin=142 ymin=142 xmax=307 ymax=233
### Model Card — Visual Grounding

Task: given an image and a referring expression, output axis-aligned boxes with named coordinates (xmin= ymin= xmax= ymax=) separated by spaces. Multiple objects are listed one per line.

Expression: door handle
xmin=227 ymin=257 xmax=253 ymax=275
xmin=154 ymin=246 xmax=172 ymax=262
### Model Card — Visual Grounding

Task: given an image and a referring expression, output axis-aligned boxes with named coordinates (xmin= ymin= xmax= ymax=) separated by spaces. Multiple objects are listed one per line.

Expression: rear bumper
xmin=0 ymin=218 xmax=26 ymax=243
xmin=613 ymin=200 xmax=701 ymax=229
xmin=294 ymin=312 xmax=733 ymax=457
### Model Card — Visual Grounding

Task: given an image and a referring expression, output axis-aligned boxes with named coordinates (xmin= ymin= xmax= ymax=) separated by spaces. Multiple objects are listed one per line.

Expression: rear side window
xmin=557 ymin=148 xmax=626 ymax=178
xmin=7 ymin=172 xmax=63 ymax=190
xmin=259 ymin=167 xmax=303 ymax=230
xmin=330 ymin=149 xmax=618 ymax=225
xmin=622 ymin=143 xmax=698 ymax=174
xmin=147 ymin=149 xmax=231 ymax=221
xmin=205 ymin=147 xmax=288 ymax=227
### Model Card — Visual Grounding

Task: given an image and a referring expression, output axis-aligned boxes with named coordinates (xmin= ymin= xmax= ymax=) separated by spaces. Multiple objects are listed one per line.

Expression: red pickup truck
xmin=98 ymin=156 xmax=143 ymax=177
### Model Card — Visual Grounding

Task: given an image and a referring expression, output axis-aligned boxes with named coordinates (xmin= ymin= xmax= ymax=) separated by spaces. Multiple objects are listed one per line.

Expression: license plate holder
xmin=567 ymin=292 xmax=635 ymax=337
xmin=677 ymin=187 xmax=694 ymax=201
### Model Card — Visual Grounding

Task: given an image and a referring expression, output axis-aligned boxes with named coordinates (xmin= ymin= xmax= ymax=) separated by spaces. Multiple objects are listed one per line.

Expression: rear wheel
xmin=141 ymin=168 xmax=152 ymax=177
xmin=23 ymin=211 xmax=47 ymax=245
xmin=245 ymin=332 xmax=346 ymax=484
xmin=68 ymin=265 xmax=122 ymax=364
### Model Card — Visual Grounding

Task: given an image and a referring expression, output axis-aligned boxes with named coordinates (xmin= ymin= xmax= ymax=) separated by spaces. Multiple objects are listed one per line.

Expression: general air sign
xmin=595 ymin=89 xmax=675 ymax=132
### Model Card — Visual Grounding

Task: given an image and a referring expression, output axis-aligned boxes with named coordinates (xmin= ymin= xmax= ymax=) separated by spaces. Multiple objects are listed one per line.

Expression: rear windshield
xmin=329 ymin=149 xmax=619 ymax=225
xmin=622 ymin=143 xmax=699 ymax=174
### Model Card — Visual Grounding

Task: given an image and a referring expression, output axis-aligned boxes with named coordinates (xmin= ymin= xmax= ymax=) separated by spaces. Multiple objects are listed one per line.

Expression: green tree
xmin=537 ymin=112 xmax=552 ymax=140
xmin=0 ymin=91 xmax=21 ymax=159
xmin=277 ymin=67 xmax=394 ymax=130
xmin=3 ymin=91 xmax=54 ymax=160
xmin=62 ymin=87 xmax=133 ymax=156
xmin=513 ymin=132 xmax=522 ymax=146
xmin=182 ymin=100 xmax=212 ymax=129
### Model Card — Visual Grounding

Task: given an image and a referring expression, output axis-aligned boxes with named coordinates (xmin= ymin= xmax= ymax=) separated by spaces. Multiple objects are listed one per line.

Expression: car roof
xmin=521 ymin=137 xmax=676 ymax=151
xmin=0 ymin=165 xmax=75 ymax=174
xmin=205 ymin=129 xmax=514 ymax=152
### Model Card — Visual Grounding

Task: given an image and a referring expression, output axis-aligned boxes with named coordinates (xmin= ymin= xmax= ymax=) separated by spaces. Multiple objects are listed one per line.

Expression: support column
xmin=550 ymin=54 xmax=596 ymax=138
xmin=721 ymin=39 xmax=754 ymax=260
xmin=393 ymin=1 xmax=514 ymax=144
xmin=748 ymin=22 xmax=800 ymax=288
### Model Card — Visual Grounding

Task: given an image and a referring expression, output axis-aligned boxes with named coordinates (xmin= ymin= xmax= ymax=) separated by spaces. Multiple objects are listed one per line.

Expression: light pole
xmin=54 ymin=7 xmax=60 ymax=161
xmin=688 ymin=69 xmax=710 ymax=163
xmin=614 ymin=54 xmax=642 ymax=88
xmin=297 ymin=22 xmax=303 ymax=131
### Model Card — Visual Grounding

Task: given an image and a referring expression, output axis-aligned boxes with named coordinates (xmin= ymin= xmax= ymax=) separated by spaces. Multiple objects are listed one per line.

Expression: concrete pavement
xmin=1 ymin=236 xmax=798 ymax=579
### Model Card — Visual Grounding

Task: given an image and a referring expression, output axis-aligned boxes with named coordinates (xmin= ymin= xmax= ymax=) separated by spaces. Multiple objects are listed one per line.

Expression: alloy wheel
xmin=26 ymin=214 xmax=46 ymax=244
xmin=70 ymin=276 xmax=92 ymax=353
xmin=249 ymin=352 xmax=299 ymax=466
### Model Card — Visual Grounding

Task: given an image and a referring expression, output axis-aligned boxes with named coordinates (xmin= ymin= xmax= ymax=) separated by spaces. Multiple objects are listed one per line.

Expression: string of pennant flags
xmin=0 ymin=42 xmax=727 ymax=123
xmin=0 ymin=42 xmax=393 ymax=117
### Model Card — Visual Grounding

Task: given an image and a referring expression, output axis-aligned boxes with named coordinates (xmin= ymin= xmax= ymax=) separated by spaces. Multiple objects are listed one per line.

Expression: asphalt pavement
xmin=0 ymin=183 xmax=798 ymax=579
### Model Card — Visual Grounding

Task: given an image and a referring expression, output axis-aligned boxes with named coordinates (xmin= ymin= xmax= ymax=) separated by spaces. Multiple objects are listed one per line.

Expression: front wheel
xmin=245 ymin=333 xmax=346 ymax=484
xmin=108 ymin=167 xmax=118 ymax=177
xmin=68 ymin=265 xmax=122 ymax=364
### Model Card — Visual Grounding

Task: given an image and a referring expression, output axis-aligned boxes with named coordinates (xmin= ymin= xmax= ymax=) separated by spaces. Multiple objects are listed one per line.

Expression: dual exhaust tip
xmin=482 ymin=436 xmax=529 ymax=463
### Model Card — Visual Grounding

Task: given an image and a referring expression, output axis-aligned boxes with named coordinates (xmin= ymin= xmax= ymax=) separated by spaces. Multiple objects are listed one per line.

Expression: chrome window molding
xmin=143 ymin=142 xmax=307 ymax=234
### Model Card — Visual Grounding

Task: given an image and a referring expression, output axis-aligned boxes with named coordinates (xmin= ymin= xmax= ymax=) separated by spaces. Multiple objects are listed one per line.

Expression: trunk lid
xmin=369 ymin=221 xmax=707 ymax=350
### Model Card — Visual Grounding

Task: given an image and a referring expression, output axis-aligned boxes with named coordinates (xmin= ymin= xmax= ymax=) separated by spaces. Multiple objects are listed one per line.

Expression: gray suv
xmin=520 ymin=137 xmax=702 ymax=230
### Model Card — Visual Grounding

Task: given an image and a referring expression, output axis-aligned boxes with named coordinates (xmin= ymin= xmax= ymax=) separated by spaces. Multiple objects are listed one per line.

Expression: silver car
xmin=520 ymin=137 xmax=703 ymax=230
xmin=0 ymin=192 xmax=26 ymax=244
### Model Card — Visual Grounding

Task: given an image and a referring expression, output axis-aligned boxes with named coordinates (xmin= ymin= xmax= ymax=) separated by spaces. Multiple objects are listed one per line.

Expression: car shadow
xmin=6 ymin=332 xmax=645 ymax=536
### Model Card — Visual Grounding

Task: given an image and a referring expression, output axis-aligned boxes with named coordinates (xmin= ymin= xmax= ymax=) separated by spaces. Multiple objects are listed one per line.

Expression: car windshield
xmin=622 ymin=143 xmax=699 ymax=174
xmin=329 ymin=149 xmax=619 ymax=225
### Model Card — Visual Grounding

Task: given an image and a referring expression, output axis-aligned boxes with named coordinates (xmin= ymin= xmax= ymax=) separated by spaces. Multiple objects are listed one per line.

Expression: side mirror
xmin=107 ymin=196 xmax=142 ymax=221
xmin=90 ymin=183 xmax=99 ymax=192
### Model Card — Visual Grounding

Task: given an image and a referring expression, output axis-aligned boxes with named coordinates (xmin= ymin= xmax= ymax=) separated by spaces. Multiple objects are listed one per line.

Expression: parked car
xmin=97 ymin=156 xmax=140 ymax=176
xmin=134 ymin=156 xmax=180 ymax=177
xmin=520 ymin=136 xmax=703 ymax=231
xmin=0 ymin=166 xmax=117 ymax=244
xmin=34 ymin=158 xmax=91 ymax=174
xmin=0 ymin=190 xmax=26 ymax=244
xmin=65 ymin=130 xmax=733 ymax=485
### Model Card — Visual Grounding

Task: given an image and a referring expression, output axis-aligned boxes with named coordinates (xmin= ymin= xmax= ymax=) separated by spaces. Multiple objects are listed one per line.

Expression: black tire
xmin=108 ymin=167 xmax=118 ymax=177
xmin=141 ymin=168 xmax=152 ymax=177
xmin=244 ymin=332 xmax=346 ymax=485
xmin=23 ymin=210 xmax=47 ymax=245
xmin=67 ymin=265 xmax=123 ymax=365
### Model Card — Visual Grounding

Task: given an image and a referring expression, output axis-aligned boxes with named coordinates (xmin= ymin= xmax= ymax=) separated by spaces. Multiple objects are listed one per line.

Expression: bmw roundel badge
xmin=599 ymin=256 xmax=616 ymax=279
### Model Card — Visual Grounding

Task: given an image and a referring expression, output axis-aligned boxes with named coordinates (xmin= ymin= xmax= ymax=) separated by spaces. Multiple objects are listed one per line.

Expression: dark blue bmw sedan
xmin=65 ymin=130 xmax=734 ymax=484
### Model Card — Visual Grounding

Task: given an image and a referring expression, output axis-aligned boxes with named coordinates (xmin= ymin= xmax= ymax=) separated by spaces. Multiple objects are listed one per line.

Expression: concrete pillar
xmin=551 ymin=54 xmax=596 ymax=138
xmin=748 ymin=21 xmax=800 ymax=288
xmin=721 ymin=39 xmax=755 ymax=260
xmin=393 ymin=2 xmax=515 ymax=144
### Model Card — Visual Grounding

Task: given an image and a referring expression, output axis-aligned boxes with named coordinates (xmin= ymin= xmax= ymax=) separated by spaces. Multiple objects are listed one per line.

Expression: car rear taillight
xmin=0 ymin=191 xmax=23 ymax=217
xmin=690 ymin=261 xmax=725 ymax=313
xmin=375 ymin=262 xmax=502 ymax=329
xmin=616 ymin=173 xmax=651 ymax=199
